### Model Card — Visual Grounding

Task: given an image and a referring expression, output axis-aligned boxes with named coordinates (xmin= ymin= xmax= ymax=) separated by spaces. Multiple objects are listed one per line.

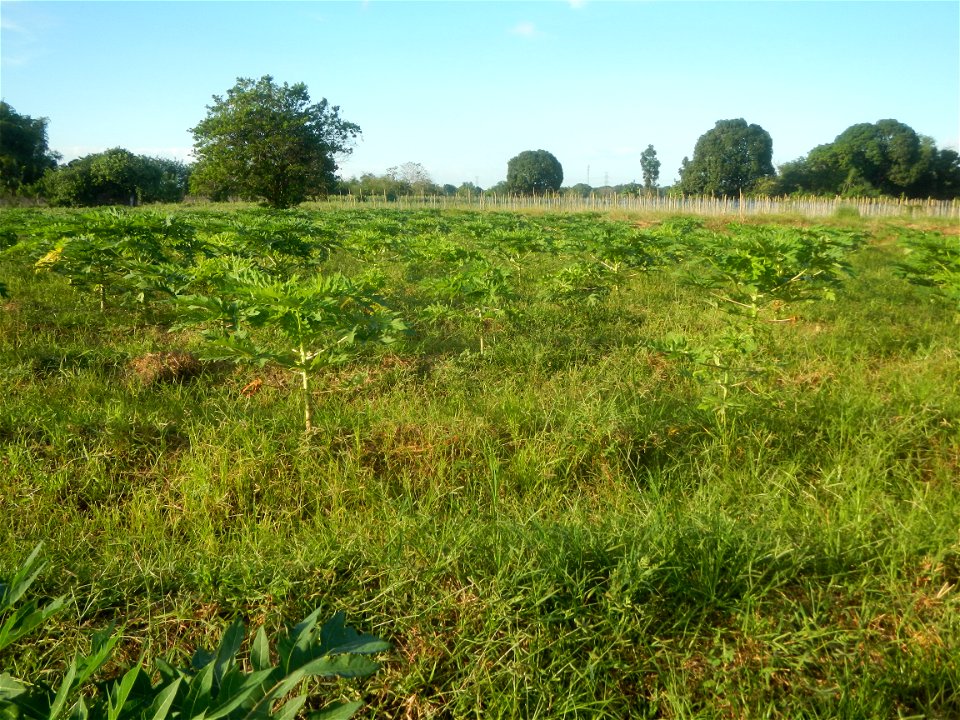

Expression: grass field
xmin=1 ymin=206 xmax=958 ymax=718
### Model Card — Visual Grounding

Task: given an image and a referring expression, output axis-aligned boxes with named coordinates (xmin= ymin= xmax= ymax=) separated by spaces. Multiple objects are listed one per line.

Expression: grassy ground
xmin=1 ymin=207 xmax=958 ymax=718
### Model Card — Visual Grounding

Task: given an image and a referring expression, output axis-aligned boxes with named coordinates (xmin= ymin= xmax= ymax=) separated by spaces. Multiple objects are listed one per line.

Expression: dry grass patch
xmin=128 ymin=350 xmax=202 ymax=385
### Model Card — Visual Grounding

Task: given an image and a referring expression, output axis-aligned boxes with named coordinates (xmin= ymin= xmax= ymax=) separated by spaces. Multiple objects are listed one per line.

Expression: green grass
xmin=1 ymin=207 xmax=958 ymax=718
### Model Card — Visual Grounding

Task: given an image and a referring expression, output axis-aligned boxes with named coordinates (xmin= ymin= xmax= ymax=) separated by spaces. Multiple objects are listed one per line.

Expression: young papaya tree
xmin=651 ymin=223 xmax=863 ymax=421
xmin=33 ymin=208 xmax=196 ymax=312
xmin=680 ymin=224 xmax=863 ymax=321
xmin=417 ymin=260 xmax=514 ymax=355
xmin=895 ymin=229 xmax=960 ymax=316
xmin=219 ymin=210 xmax=338 ymax=277
xmin=179 ymin=273 xmax=405 ymax=435
xmin=542 ymin=260 xmax=620 ymax=307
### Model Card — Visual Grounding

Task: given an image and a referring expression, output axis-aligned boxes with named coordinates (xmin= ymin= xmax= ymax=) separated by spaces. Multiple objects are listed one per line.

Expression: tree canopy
xmin=190 ymin=76 xmax=360 ymax=208
xmin=679 ymin=119 xmax=774 ymax=197
xmin=506 ymin=150 xmax=564 ymax=195
xmin=42 ymin=148 xmax=190 ymax=206
xmin=776 ymin=119 xmax=960 ymax=199
xmin=0 ymin=101 xmax=60 ymax=195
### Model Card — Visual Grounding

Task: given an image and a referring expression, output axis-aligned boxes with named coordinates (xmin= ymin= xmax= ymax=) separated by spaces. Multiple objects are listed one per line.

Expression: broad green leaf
xmin=144 ymin=678 xmax=181 ymax=720
xmin=74 ymin=625 xmax=121 ymax=686
xmin=251 ymin=626 xmax=271 ymax=672
xmin=0 ymin=544 xmax=44 ymax=609
xmin=212 ymin=618 xmax=245 ymax=688
xmin=269 ymin=694 xmax=308 ymax=720
xmin=0 ymin=673 xmax=26 ymax=700
xmin=106 ymin=663 xmax=141 ymax=720
xmin=203 ymin=669 xmax=274 ymax=720
xmin=180 ymin=662 xmax=215 ymax=719
xmin=48 ymin=658 xmax=78 ymax=720
xmin=0 ymin=596 xmax=66 ymax=651
xmin=66 ymin=696 xmax=88 ymax=720
xmin=309 ymin=700 xmax=364 ymax=720
xmin=298 ymin=654 xmax=380 ymax=679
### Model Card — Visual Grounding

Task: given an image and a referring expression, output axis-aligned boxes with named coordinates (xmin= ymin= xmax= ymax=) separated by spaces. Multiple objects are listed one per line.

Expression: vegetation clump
xmin=128 ymin=350 xmax=203 ymax=386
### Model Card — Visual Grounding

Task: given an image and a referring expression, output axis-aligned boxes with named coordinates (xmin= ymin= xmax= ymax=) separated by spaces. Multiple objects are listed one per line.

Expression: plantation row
xmin=1 ymin=207 xmax=958 ymax=718
xmin=2 ymin=208 xmax=869 ymax=429
xmin=4 ymin=207 xmax=954 ymax=416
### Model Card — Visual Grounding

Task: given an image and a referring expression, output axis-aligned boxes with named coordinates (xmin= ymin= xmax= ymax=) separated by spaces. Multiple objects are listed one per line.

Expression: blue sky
xmin=2 ymin=1 xmax=958 ymax=188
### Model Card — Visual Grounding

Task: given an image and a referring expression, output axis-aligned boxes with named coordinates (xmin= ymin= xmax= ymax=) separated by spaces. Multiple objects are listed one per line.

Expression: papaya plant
xmin=589 ymin=226 xmax=686 ymax=272
xmin=33 ymin=209 xmax=196 ymax=312
xmin=646 ymin=329 xmax=762 ymax=423
xmin=895 ymin=229 xmax=960 ymax=315
xmin=215 ymin=211 xmax=337 ymax=278
xmin=649 ymin=223 xmax=862 ymax=421
xmin=178 ymin=273 xmax=405 ymax=435
xmin=417 ymin=260 xmax=514 ymax=355
xmin=542 ymin=261 xmax=619 ymax=307
xmin=680 ymin=224 xmax=862 ymax=321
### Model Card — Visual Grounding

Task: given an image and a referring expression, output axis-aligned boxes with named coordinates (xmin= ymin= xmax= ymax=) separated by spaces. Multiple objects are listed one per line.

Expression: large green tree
xmin=679 ymin=119 xmax=774 ymax=197
xmin=0 ymin=101 xmax=60 ymax=195
xmin=506 ymin=150 xmax=563 ymax=195
xmin=42 ymin=148 xmax=190 ymax=206
xmin=190 ymin=76 xmax=359 ymax=209
xmin=775 ymin=120 xmax=960 ymax=199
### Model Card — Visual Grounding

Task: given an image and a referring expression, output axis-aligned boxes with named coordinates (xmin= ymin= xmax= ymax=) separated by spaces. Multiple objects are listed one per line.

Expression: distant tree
xmin=342 ymin=172 xmax=406 ymax=200
xmin=0 ymin=101 xmax=60 ymax=195
xmin=442 ymin=184 xmax=457 ymax=196
xmin=387 ymin=162 xmax=433 ymax=195
xmin=190 ymin=75 xmax=360 ymax=208
xmin=775 ymin=143 xmax=847 ymax=196
xmin=565 ymin=183 xmax=593 ymax=198
xmin=42 ymin=148 xmax=191 ymax=206
xmin=832 ymin=120 xmax=925 ymax=195
xmin=639 ymin=144 xmax=661 ymax=193
xmin=153 ymin=157 xmax=192 ymax=202
xmin=506 ymin=150 xmax=563 ymax=195
xmin=488 ymin=180 xmax=510 ymax=195
xmin=457 ymin=181 xmax=482 ymax=198
xmin=922 ymin=147 xmax=960 ymax=199
xmin=679 ymin=119 xmax=774 ymax=197
xmin=775 ymin=120 xmax=959 ymax=199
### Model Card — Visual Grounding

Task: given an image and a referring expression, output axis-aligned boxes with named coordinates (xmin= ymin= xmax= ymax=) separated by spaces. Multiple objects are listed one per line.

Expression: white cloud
xmin=1 ymin=17 xmax=26 ymax=33
xmin=509 ymin=21 xmax=537 ymax=37
xmin=568 ymin=0 xmax=586 ymax=9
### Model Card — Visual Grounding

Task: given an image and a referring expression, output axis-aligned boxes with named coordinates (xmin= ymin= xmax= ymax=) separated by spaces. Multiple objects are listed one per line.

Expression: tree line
xmin=2 ymin=76 xmax=958 ymax=208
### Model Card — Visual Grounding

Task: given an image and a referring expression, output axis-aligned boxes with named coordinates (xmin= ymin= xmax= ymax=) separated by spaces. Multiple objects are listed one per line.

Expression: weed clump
xmin=128 ymin=350 xmax=202 ymax=385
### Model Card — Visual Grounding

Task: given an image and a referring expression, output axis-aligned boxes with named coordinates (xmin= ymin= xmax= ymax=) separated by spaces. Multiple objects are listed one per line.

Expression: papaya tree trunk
xmin=301 ymin=369 xmax=313 ymax=434
xmin=299 ymin=344 xmax=313 ymax=435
